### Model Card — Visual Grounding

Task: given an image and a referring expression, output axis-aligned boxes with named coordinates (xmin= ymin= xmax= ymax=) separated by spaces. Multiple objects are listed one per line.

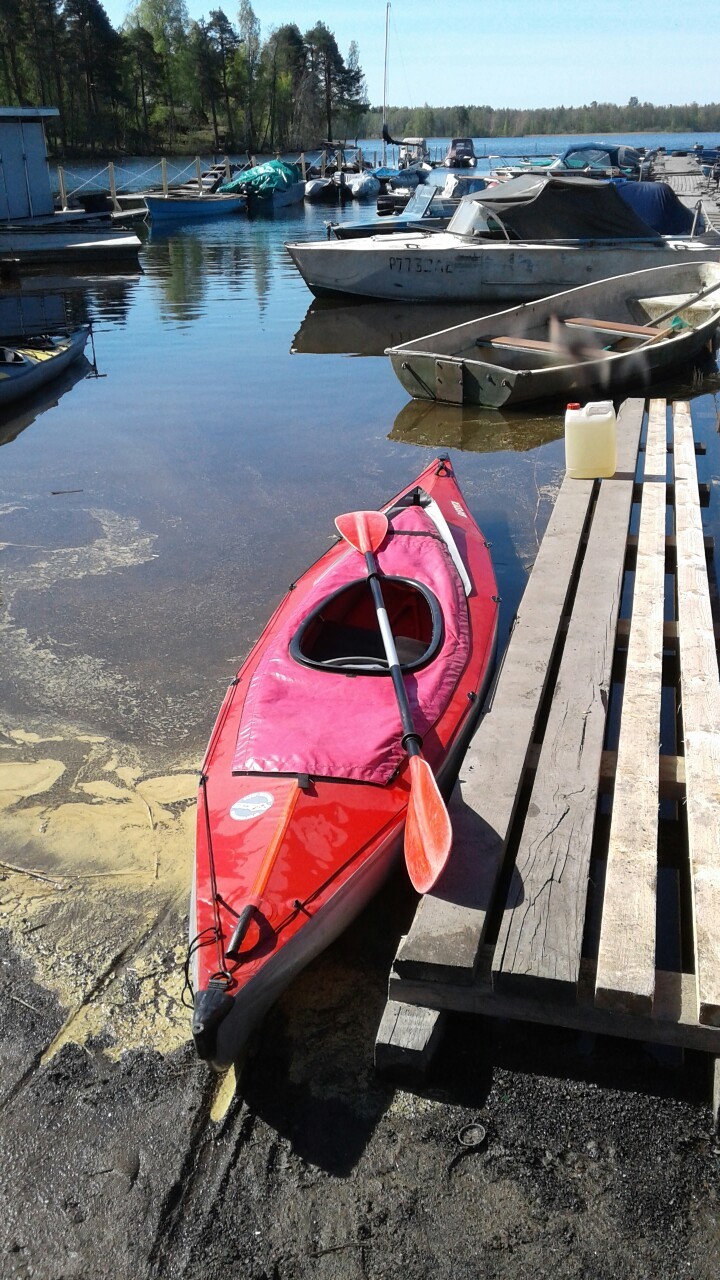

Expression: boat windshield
xmin=447 ymin=199 xmax=509 ymax=239
xmin=290 ymin=576 xmax=443 ymax=674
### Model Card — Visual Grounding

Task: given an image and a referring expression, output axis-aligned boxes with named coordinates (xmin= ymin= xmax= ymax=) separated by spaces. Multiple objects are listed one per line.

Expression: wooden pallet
xmin=377 ymin=399 xmax=720 ymax=1115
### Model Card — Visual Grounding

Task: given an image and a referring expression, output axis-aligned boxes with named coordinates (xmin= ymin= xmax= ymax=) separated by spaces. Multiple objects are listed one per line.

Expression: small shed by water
xmin=0 ymin=107 xmax=59 ymax=221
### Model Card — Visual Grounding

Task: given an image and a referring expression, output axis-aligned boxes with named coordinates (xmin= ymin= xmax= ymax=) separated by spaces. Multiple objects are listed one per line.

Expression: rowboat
xmin=285 ymin=174 xmax=720 ymax=303
xmin=143 ymin=192 xmax=246 ymax=222
xmin=0 ymin=326 xmax=90 ymax=407
xmin=190 ymin=455 xmax=499 ymax=1067
xmin=386 ymin=261 xmax=720 ymax=408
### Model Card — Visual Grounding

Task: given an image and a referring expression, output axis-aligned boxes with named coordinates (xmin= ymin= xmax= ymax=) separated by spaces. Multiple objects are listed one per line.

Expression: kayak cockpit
xmin=290 ymin=575 xmax=443 ymax=674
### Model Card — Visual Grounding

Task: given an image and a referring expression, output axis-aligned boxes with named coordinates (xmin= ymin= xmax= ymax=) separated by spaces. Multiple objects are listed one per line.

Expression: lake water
xmin=1 ymin=135 xmax=720 ymax=763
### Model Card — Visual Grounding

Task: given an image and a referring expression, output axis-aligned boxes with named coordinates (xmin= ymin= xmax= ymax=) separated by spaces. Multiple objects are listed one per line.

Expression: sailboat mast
xmin=382 ymin=1 xmax=390 ymax=166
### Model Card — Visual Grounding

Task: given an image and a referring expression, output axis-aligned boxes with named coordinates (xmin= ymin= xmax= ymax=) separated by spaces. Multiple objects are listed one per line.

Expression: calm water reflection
xmin=1 ymin=197 xmax=719 ymax=759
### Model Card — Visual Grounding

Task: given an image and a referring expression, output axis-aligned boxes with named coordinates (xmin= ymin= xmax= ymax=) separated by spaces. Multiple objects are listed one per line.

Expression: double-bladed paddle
xmin=334 ymin=508 xmax=452 ymax=894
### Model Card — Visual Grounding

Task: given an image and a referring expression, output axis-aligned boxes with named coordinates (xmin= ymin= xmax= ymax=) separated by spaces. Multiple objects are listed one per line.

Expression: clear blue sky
xmin=103 ymin=0 xmax=719 ymax=110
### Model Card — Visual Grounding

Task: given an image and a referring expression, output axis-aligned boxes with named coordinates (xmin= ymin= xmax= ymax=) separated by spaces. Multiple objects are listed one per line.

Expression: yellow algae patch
xmin=42 ymin=936 xmax=191 ymax=1064
xmin=115 ymin=766 xmax=142 ymax=785
xmin=0 ymin=758 xmax=65 ymax=805
xmin=37 ymin=800 xmax=162 ymax=876
xmin=0 ymin=724 xmax=202 ymax=1061
xmin=136 ymin=773 xmax=198 ymax=806
xmin=76 ymin=734 xmax=107 ymax=744
xmin=6 ymin=729 xmax=65 ymax=745
xmin=209 ymin=1066 xmax=242 ymax=1122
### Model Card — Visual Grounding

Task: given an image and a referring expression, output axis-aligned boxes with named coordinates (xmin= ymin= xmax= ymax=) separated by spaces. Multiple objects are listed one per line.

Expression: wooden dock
xmin=653 ymin=151 xmax=720 ymax=231
xmin=376 ymin=398 xmax=720 ymax=1117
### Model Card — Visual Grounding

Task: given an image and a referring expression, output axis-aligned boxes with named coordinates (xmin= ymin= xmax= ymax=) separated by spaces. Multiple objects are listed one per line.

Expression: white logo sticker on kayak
xmin=230 ymin=792 xmax=274 ymax=821
xmin=451 ymin=501 xmax=467 ymax=518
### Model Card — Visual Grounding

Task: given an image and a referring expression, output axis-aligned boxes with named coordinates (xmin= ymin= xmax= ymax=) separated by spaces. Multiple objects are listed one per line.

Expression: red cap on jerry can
xmin=566 ymin=402 xmax=581 ymax=409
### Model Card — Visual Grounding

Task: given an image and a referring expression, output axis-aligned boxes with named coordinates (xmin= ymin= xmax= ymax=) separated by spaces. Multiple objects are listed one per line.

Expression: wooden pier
xmin=376 ymin=398 xmax=720 ymax=1117
xmin=654 ymin=151 xmax=720 ymax=232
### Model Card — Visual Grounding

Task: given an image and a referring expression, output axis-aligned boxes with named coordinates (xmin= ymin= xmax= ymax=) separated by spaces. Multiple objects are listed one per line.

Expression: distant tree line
xmin=1 ymin=0 xmax=718 ymax=159
xmin=374 ymin=99 xmax=720 ymax=140
xmin=0 ymin=0 xmax=368 ymax=155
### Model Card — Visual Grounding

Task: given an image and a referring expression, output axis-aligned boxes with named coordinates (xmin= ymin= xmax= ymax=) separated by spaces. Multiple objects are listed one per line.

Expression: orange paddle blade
xmin=404 ymin=755 xmax=453 ymax=893
xmin=335 ymin=510 xmax=388 ymax=556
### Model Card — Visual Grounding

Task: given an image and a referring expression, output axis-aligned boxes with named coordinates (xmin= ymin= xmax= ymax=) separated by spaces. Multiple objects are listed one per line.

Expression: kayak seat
xmin=290 ymin=575 xmax=443 ymax=676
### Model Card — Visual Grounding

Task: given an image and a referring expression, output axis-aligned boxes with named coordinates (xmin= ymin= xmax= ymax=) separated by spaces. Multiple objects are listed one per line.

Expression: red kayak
xmin=190 ymin=455 xmax=498 ymax=1067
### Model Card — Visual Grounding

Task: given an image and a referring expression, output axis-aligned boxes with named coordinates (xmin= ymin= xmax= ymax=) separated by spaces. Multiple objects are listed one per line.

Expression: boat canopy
xmin=448 ymin=174 xmax=666 ymax=241
xmin=425 ymin=167 xmax=486 ymax=196
xmin=614 ymin=179 xmax=695 ymax=235
xmin=557 ymin=143 xmax=642 ymax=173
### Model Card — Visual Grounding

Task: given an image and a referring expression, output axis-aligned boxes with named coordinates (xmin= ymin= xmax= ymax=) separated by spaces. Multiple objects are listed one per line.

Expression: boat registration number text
xmin=388 ymin=256 xmax=452 ymax=274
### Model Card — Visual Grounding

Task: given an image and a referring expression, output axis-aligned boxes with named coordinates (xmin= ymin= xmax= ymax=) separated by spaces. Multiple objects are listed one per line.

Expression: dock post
xmin=195 ymin=155 xmax=203 ymax=192
xmin=161 ymin=157 xmax=168 ymax=196
xmin=320 ymin=149 xmax=326 ymax=177
xmin=108 ymin=161 xmax=119 ymax=212
xmin=57 ymin=165 xmax=68 ymax=211
xmin=299 ymin=152 xmax=306 ymax=181
xmin=224 ymin=156 xmax=231 ymax=183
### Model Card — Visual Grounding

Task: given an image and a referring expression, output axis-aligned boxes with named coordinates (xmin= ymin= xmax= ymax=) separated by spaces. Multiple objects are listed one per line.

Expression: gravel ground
xmin=1 ymin=862 xmax=718 ymax=1280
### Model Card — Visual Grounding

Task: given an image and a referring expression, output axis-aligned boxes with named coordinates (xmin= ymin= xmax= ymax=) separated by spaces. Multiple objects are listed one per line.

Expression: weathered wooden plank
xmin=388 ymin=964 xmax=720 ymax=1054
xmin=395 ymin=466 xmax=597 ymax=984
xmin=374 ymin=999 xmax=446 ymax=1076
xmin=595 ymin=399 xmax=667 ymax=1014
xmin=525 ymin=746 xmax=685 ymax=799
xmin=493 ymin=399 xmax=645 ymax=999
xmin=674 ymin=400 xmax=720 ymax=1026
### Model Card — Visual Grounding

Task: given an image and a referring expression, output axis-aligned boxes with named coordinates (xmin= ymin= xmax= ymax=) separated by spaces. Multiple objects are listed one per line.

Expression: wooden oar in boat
xmin=335 ymin=508 xmax=452 ymax=894
xmin=629 ymin=276 xmax=720 ymax=350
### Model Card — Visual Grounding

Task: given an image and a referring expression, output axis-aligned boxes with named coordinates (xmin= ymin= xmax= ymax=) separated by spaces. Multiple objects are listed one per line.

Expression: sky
xmin=102 ymin=0 xmax=720 ymax=111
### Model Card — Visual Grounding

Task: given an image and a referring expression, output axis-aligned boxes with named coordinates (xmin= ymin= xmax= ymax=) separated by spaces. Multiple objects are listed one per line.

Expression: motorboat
xmin=334 ymin=170 xmax=382 ymax=200
xmin=490 ymin=143 xmax=648 ymax=181
xmin=443 ymin=138 xmax=477 ymax=168
xmin=377 ymin=166 xmax=488 ymax=218
xmin=285 ymin=174 xmax=720 ymax=303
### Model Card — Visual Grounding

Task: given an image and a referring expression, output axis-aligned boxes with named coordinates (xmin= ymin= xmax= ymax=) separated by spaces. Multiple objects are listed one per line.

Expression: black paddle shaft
xmin=364 ymin=550 xmax=422 ymax=757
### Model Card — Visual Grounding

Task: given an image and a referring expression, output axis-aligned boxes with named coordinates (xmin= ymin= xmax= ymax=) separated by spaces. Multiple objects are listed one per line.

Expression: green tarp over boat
xmin=219 ymin=159 xmax=302 ymax=199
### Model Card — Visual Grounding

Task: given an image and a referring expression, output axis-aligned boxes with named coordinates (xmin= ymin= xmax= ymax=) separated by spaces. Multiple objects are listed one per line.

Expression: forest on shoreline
xmin=1 ymin=0 xmax=718 ymax=158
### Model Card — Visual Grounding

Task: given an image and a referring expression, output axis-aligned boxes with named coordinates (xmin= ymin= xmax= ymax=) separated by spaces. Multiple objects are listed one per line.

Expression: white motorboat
xmin=286 ymin=174 xmax=720 ymax=303
xmin=344 ymin=171 xmax=382 ymax=200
